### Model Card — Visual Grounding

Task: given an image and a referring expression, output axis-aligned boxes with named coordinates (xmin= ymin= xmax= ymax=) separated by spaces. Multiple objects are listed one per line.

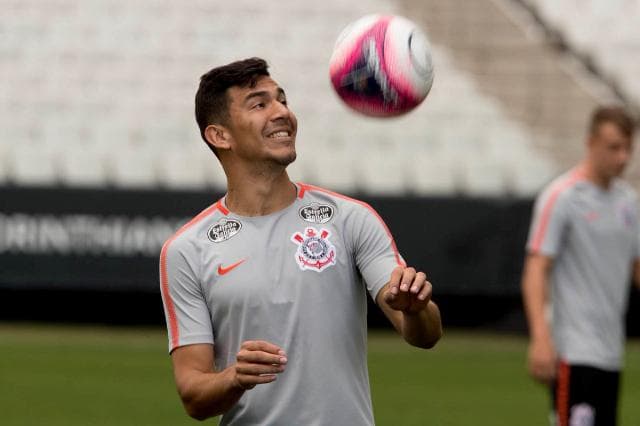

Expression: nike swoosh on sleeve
xmin=217 ymin=259 xmax=246 ymax=275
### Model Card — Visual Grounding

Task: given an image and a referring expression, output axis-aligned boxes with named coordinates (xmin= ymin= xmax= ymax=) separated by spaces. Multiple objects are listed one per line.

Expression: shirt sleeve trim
xmin=168 ymin=335 xmax=215 ymax=354
xmin=160 ymin=201 xmax=222 ymax=351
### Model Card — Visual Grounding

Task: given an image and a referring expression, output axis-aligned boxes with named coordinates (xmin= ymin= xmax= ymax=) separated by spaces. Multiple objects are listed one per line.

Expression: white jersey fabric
xmin=160 ymin=182 xmax=405 ymax=425
xmin=527 ymin=168 xmax=640 ymax=370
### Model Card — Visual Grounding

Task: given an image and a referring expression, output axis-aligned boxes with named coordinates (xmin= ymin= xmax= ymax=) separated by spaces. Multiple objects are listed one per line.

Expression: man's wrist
xmin=227 ymin=369 xmax=250 ymax=392
xmin=402 ymin=306 xmax=428 ymax=318
xmin=531 ymin=333 xmax=553 ymax=348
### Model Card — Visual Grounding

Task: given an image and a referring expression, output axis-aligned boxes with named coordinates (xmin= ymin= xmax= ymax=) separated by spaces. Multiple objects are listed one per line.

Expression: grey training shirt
xmin=527 ymin=168 xmax=640 ymax=370
xmin=160 ymin=183 xmax=404 ymax=425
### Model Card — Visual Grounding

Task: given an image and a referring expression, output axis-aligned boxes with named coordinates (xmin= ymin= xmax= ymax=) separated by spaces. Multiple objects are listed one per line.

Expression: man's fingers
xmin=238 ymin=340 xmax=287 ymax=368
xmin=383 ymin=288 xmax=397 ymax=307
xmin=417 ymin=279 xmax=432 ymax=301
xmin=528 ymin=356 xmax=557 ymax=384
xmin=241 ymin=340 xmax=285 ymax=355
xmin=233 ymin=340 xmax=289 ymax=390
xmin=237 ymin=362 xmax=286 ymax=376
xmin=531 ymin=366 xmax=554 ymax=384
xmin=384 ymin=267 xmax=432 ymax=314
xmin=542 ymin=363 xmax=557 ymax=383
xmin=237 ymin=349 xmax=287 ymax=366
xmin=529 ymin=362 xmax=546 ymax=383
xmin=408 ymin=272 xmax=427 ymax=294
xmin=234 ymin=341 xmax=288 ymax=390
xmin=399 ymin=267 xmax=416 ymax=292
xmin=236 ymin=373 xmax=278 ymax=390
xmin=388 ymin=266 xmax=404 ymax=295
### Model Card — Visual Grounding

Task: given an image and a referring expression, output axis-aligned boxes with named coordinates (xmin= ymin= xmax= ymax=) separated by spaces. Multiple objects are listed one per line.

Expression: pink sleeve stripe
xmin=530 ymin=170 xmax=583 ymax=253
xmin=297 ymin=183 xmax=406 ymax=267
xmin=160 ymin=201 xmax=221 ymax=350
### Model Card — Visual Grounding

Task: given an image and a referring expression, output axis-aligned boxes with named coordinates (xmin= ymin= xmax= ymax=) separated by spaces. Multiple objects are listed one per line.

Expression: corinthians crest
xmin=291 ymin=227 xmax=337 ymax=272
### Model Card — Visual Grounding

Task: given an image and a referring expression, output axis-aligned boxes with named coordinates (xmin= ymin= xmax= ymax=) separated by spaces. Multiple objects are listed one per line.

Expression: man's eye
xmin=253 ymin=103 xmax=265 ymax=109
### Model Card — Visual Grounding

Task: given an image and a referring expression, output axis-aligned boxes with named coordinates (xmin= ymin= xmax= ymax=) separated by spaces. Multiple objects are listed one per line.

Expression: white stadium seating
xmin=4 ymin=0 xmax=627 ymax=196
xmin=524 ymin=0 xmax=640 ymax=107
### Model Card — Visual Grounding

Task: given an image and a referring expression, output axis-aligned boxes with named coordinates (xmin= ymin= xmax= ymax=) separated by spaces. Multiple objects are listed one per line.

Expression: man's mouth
xmin=266 ymin=130 xmax=292 ymax=139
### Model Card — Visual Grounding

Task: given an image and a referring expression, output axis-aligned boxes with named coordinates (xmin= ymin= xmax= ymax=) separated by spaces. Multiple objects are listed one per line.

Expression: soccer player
xmin=522 ymin=106 xmax=639 ymax=426
xmin=159 ymin=57 xmax=442 ymax=424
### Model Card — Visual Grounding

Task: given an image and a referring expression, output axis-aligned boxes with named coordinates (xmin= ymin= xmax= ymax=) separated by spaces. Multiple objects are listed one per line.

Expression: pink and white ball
xmin=329 ymin=14 xmax=434 ymax=117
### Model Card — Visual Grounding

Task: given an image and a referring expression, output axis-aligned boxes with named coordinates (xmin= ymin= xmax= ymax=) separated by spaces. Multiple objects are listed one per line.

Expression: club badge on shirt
xmin=619 ymin=204 xmax=635 ymax=228
xmin=291 ymin=227 xmax=337 ymax=272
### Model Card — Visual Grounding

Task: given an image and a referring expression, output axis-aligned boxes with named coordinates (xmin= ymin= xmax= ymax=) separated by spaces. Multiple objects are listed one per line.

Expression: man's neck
xmin=581 ymin=161 xmax=612 ymax=189
xmin=224 ymin=166 xmax=296 ymax=217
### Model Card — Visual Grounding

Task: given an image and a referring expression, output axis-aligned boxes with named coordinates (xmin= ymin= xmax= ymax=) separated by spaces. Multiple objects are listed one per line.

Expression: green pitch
xmin=1 ymin=324 xmax=639 ymax=425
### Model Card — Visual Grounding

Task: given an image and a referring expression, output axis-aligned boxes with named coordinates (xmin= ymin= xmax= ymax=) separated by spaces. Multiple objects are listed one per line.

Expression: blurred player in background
xmin=522 ymin=106 xmax=639 ymax=426
xmin=159 ymin=57 xmax=442 ymax=424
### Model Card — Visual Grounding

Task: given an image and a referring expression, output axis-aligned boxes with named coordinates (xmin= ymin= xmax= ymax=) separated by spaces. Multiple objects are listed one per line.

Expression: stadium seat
xmin=106 ymin=142 xmax=158 ymax=189
xmin=356 ymin=139 xmax=407 ymax=195
xmin=508 ymin=155 xmax=556 ymax=196
xmin=156 ymin=145 xmax=209 ymax=190
xmin=306 ymin=141 xmax=359 ymax=194
xmin=201 ymin=154 xmax=228 ymax=191
xmin=0 ymin=142 xmax=9 ymax=185
xmin=409 ymin=140 xmax=460 ymax=196
xmin=58 ymin=142 xmax=109 ymax=187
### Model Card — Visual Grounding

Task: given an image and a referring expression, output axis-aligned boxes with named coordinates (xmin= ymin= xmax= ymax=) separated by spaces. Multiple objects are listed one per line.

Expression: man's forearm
xmin=178 ymin=366 xmax=245 ymax=420
xmin=522 ymin=257 xmax=552 ymax=341
xmin=633 ymin=259 xmax=640 ymax=290
xmin=523 ymin=281 xmax=551 ymax=341
xmin=400 ymin=301 xmax=442 ymax=348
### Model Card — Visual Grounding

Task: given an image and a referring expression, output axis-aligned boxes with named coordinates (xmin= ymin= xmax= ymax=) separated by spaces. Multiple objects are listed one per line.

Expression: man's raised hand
xmin=383 ymin=266 xmax=432 ymax=314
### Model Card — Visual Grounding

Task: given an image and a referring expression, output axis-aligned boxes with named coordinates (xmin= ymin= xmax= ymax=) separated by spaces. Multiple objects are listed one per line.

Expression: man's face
xmin=588 ymin=122 xmax=633 ymax=181
xmin=224 ymin=76 xmax=298 ymax=167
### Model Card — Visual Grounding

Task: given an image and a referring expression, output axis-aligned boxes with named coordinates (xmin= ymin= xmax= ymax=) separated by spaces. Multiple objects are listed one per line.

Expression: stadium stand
xmin=520 ymin=0 xmax=640 ymax=109
xmin=2 ymin=0 xmax=613 ymax=196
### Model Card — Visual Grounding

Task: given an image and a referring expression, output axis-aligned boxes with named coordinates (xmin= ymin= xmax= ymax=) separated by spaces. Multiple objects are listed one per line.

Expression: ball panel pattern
xmin=329 ymin=14 xmax=434 ymax=117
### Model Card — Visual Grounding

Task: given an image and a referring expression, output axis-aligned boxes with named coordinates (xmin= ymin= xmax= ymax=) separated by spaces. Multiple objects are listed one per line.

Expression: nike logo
xmin=585 ymin=211 xmax=599 ymax=222
xmin=217 ymin=259 xmax=246 ymax=275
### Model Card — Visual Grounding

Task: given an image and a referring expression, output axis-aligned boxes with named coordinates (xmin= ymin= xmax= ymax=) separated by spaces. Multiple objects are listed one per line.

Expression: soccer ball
xmin=329 ymin=14 xmax=434 ymax=117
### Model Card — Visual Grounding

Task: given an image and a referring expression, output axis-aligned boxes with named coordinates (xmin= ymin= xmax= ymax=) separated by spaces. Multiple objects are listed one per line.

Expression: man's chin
xmin=275 ymin=152 xmax=296 ymax=167
xmin=613 ymin=167 xmax=627 ymax=178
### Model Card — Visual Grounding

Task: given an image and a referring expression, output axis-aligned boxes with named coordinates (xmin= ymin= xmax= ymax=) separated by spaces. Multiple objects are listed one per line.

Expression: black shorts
xmin=551 ymin=360 xmax=620 ymax=426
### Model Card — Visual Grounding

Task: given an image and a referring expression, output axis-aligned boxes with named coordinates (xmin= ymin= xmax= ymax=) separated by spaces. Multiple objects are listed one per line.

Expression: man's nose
xmin=270 ymin=101 xmax=290 ymax=121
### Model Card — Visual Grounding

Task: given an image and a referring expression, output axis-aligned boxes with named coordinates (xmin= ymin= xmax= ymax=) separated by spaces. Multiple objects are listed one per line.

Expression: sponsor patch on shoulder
xmin=298 ymin=203 xmax=334 ymax=224
xmin=291 ymin=227 xmax=337 ymax=272
xmin=207 ymin=219 xmax=242 ymax=243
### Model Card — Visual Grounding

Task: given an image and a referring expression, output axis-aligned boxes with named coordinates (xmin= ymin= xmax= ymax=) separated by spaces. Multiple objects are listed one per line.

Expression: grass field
xmin=1 ymin=324 xmax=639 ymax=425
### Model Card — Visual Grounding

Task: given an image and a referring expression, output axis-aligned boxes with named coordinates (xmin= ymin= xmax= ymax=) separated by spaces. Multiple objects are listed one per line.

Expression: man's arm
xmin=171 ymin=341 xmax=287 ymax=420
xmin=633 ymin=259 xmax=640 ymax=289
xmin=376 ymin=266 xmax=442 ymax=349
xmin=521 ymin=253 xmax=556 ymax=384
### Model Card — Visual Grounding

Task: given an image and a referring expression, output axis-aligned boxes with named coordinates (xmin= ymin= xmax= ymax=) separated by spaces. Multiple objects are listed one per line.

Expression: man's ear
xmin=204 ymin=124 xmax=232 ymax=151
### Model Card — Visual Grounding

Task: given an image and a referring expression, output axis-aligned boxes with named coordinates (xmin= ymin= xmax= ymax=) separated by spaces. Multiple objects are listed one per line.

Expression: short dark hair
xmin=589 ymin=105 xmax=636 ymax=139
xmin=194 ymin=57 xmax=270 ymax=156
